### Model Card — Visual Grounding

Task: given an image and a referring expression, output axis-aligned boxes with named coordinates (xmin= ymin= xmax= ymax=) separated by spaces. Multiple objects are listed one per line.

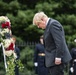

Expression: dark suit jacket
xmin=44 ymin=18 xmax=72 ymax=67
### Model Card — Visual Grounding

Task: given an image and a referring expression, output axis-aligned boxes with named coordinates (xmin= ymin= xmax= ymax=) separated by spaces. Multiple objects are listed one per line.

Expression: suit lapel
xmin=43 ymin=19 xmax=51 ymax=47
xmin=43 ymin=18 xmax=51 ymax=38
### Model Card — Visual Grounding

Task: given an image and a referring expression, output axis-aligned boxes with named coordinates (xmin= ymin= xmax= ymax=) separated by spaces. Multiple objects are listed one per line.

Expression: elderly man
xmin=33 ymin=11 xmax=72 ymax=75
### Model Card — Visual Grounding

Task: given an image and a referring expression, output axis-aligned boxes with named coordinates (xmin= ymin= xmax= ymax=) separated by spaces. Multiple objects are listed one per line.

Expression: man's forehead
xmin=36 ymin=20 xmax=42 ymax=24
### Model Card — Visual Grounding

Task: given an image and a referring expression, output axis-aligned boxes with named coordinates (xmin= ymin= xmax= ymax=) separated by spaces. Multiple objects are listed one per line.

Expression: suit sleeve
xmin=34 ymin=45 xmax=38 ymax=62
xmin=50 ymin=21 xmax=64 ymax=58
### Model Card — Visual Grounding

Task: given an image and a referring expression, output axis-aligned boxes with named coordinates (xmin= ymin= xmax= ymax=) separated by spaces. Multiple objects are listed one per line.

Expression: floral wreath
xmin=0 ymin=16 xmax=24 ymax=75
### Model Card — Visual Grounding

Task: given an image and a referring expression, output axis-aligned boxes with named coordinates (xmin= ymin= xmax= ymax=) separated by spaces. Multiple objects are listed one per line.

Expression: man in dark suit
xmin=33 ymin=12 xmax=72 ymax=75
xmin=34 ymin=35 xmax=49 ymax=75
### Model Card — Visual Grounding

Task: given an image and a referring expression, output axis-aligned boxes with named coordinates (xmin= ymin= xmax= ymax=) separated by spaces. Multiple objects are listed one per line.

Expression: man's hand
xmin=55 ymin=58 xmax=61 ymax=65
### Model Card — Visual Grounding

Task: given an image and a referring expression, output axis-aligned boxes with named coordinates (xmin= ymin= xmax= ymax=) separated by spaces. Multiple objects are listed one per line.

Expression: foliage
xmin=0 ymin=16 xmax=24 ymax=75
xmin=20 ymin=46 xmax=35 ymax=74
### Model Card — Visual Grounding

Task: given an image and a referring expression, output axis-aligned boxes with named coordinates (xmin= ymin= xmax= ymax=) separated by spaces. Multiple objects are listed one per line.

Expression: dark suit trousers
xmin=48 ymin=64 xmax=64 ymax=75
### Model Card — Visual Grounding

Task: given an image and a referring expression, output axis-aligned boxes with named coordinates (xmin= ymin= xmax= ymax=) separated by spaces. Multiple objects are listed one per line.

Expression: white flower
xmin=0 ymin=28 xmax=10 ymax=36
xmin=0 ymin=31 xmax=4 ymax=36
xmin=9 ymin=30 xmax=12 ymax=35
xmin=0 ymin=16 xmax=10 ymax=23
xmin=10 ymin=38 xmax=13 ymax=42
xmin=3 ymin=28 xmax=10 ymax=33
xmin=0 ymin=16 xmax=6 ymax=23
xmin=13 ymin=52 xmax=17 ymax=59
xmin=74 ymin=39 xmax=76 ymax=42
xmin=5 ymin=50 xmax=13 ymax=56
xmin=3 ymin=39 xmax=12 ymax=48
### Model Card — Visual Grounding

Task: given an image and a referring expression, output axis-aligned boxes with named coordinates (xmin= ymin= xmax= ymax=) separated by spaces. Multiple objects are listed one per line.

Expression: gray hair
xmin=33 ymin=12 xmax=48 ymax=25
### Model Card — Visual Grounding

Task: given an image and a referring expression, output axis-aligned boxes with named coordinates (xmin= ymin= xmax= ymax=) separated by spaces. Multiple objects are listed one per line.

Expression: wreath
xmin=0 ymin=16 xmax=24 ymax=75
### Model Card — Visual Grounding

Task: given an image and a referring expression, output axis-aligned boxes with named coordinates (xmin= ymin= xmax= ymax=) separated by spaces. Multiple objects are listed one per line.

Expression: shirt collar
xmin=46 ymin=18 xmax=50 ymax=26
